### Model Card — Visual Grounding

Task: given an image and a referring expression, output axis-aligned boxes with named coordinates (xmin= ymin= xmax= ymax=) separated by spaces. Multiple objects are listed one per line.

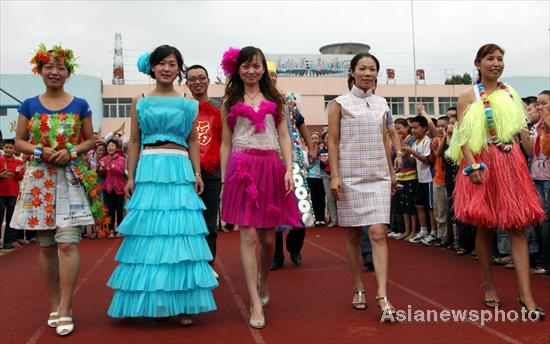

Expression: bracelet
xmin=194 ymin=172 xmax=201 ymax=177
xmin=33 ymin=143 xmax=44 ymax=162
xmin=396 ymin=151 xmax=404 ymax=157
xmin=65 ymin=143 xmax=78 ymax=163
xmin=462 ymin=163 xmax=486 ymax=176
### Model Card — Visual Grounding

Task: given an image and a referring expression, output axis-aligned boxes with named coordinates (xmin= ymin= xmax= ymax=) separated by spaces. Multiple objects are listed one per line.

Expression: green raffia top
xmin=446 ymin=84 xmax=528 ymax=163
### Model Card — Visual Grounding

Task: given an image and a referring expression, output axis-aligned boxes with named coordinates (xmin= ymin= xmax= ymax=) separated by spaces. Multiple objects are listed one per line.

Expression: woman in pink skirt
xmin=220 ymin=46 xmax=300 ymax=329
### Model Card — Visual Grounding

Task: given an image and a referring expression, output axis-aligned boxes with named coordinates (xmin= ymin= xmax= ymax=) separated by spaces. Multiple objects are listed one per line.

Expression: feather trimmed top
xmin=446 ymin=85 xmax=528 ymax=162
xmin=226 ymin=101 xmax=279 ymax=132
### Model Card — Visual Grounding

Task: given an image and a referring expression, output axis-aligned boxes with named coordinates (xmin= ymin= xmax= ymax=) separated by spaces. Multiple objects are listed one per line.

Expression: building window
xmin=102 ymin=98 xmax=132 ymax=118
xmin=0 ymin=108 xmax=7 ymax=116
xmin=324 ymin=95 xmax=337 ymax=109
xmin=438 ymin=97 xmax=458 ymax=115
xmin=409 ymin=97 xmax=434 ymax=116
xmin=385 ymin=97 xmax=404 ymax=116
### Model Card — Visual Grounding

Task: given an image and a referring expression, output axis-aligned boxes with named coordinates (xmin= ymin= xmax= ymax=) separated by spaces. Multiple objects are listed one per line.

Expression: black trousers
xmin=274 ymin=227 xmax=306 ymax=262
xmin=458 ymin=221 xmax=476 ymax=253
xmin=307 ymin=178 xmax=325 ymax=222
xmin=104 ymin=191 xmax=125 ymax=232
xmin=0 ymin=196 xmax=20 ymax=244
xmin=200 ymin=178 xmax=221 ymax=261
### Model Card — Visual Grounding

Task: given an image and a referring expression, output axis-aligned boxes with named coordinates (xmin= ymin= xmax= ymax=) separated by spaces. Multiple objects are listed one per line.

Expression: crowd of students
xmin=0 ymin=42 xmax=548 ymax=335
xmin=303 ymin=91 xmax=550 ymax=276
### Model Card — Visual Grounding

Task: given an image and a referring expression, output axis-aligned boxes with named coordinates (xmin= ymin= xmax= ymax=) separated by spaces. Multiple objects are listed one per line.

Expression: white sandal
xmin=56 ymin=317 xmax=74 ymax=336
xmin=47 ymin=311 xmax=59 ymax=328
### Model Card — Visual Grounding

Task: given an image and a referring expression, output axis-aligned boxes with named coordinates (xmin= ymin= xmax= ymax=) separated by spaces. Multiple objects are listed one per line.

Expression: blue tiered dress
xmin=107 ymin=95 xmax=217 ymax=318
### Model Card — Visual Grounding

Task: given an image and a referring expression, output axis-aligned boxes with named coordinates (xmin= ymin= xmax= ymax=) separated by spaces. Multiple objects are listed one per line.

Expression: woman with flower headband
xmin=11 ymin=43 xmax=105 ymax=336
xmin=447 ymin=44 xmax=545 ymax=319
xmin=220 ymin=46 xmax=300 ymax=329
xmin=106 ymin=45 xmax=217 ymax=326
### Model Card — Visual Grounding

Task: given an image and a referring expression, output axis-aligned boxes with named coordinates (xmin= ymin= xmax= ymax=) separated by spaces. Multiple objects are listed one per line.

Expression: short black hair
xmin=185 ymin=65 xmax=209 ymax=79
xmin=149 ymin=45 xmax=185 ymax=84
xmin=394 ymin=118 xmax=409 ymax=127
xmin=446 ymin=106 xmax=457 ymax=114
xmin=2 ymin=138 xmax=15 ymax=146
xmin=410 ymin=115 xmax=428 ymax=129
xmin=438 ymin=116 xmax=450 ymax=123
xmin=106 ymin=139 xmax=120 ymax=149
xmin=522 ymin=96 xmax=538 ymax=105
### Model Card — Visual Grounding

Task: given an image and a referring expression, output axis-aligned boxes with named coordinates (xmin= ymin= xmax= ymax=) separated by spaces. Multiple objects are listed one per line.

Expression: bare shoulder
xmin=458 ymin=87 xmax=476 ymax=103
xmin=328 ymin=99 xmax=341 ymax=112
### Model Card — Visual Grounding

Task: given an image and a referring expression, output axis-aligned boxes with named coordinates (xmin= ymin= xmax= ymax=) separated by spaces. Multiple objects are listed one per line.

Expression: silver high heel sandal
xmin=376 ymin=296 xmax=397 ymax=323
xmin=249 ymin=307 xmax=266 ymax=329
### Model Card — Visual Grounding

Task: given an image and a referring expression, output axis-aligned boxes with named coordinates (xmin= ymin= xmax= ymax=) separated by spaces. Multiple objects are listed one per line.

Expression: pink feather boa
xmin=226 ymin=101 xmax=278 ymax=132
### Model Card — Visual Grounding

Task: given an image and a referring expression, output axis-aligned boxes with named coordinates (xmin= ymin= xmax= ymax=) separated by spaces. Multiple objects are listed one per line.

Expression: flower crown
xmin=30 ymin=43 xmax=78 ymax=75
xmin=137 ymin=51 xmax=152 ymax=75
xmin=221 ymin=47 xmax=241 ymax=76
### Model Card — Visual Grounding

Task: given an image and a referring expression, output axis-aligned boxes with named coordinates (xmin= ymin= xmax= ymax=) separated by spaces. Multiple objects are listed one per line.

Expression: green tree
xmin=445 ymin=73 xmax=473 ymax=85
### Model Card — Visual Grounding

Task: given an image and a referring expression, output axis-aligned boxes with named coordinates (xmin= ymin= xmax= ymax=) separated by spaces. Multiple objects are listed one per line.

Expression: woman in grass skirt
xmin=107 ymin=45 xmax=217 ymax=326
xmin=447 ymin=44 xmax=545 ymax=320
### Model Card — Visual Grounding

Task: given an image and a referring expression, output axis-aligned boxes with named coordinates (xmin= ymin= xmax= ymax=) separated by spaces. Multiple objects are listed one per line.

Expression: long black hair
xmin=223 ymin=46 xmax=284 ymax=116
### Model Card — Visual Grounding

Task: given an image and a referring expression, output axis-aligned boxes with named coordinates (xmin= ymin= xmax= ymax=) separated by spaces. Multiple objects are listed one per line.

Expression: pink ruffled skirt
xmin=453 ymin=144 xmax=545 ymax=229
xmin=221 ymin=148 xmax=301 ymax=228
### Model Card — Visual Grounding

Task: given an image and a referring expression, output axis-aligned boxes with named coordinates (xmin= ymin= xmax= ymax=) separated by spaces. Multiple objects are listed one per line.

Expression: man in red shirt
xmin=186 ymin=65 xmax=222 ymax=275
xmin=0 ymin=139 xmax=25 ymax=249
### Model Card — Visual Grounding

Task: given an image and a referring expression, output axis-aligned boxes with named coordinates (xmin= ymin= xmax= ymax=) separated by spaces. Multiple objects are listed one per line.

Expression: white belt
xmin=142 ymin=149 xmax=188 ymax=156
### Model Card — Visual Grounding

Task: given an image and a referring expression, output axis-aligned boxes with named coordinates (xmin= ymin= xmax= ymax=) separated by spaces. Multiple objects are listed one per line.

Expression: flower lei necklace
xmin=477 ymin=80 xmax=513 ymax=152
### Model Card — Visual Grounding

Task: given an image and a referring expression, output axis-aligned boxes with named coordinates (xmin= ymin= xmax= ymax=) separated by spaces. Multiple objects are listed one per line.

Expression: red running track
xmin=1 ymin=228 xmax=549 ymax=343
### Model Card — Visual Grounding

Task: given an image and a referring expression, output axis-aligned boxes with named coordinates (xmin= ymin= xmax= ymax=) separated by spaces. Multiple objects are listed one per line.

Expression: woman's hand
xmin=195 ymin=175 xmax=204 ymax=195
xmin=49 ymin=149 xmax=70 ymax=166
xmin=467 ymin=169 xmax=485 ymax=185
xmin=125 ymin=178 xmax=135 ymax=199
xmin=41 ymin=147 xmax=56 ymax=161
xmin=330 ymin=176 xmax=342 ymax=201
xmin=284 ymin=170 xmax=294 ymax=196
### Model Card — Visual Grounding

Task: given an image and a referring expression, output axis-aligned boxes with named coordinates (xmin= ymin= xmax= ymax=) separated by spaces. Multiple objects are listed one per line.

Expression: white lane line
xmin=26 ymin=241 xmax=118 ymax=344
xmin=305 ymin=239 xmax=523 ymax=344
xmin=217 ymin=258 xmax=266 ymax=344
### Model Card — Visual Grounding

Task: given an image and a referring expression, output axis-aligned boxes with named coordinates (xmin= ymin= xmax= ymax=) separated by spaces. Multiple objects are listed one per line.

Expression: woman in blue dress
xmin=107 ymin=45 xmax=217 ymax=326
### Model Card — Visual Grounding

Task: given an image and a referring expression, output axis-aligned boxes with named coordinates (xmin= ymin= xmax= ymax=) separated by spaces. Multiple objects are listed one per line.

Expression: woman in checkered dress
xmin=327 ymin=53 xmax=399 ymax=322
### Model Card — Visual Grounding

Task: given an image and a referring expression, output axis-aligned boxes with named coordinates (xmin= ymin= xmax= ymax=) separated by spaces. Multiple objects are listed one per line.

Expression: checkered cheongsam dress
xmin=334 ymin=85 xmax=392 ymax=227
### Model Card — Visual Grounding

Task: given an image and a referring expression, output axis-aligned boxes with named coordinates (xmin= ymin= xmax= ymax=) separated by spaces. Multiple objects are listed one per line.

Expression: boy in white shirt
xmin=402 ymin=116 xmax=437 ymax=243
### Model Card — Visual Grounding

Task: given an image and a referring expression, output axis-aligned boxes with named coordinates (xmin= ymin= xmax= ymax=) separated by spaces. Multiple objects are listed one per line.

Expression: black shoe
xmin=431 ymin=239 xmax=443 ymax=247
xmin=290 ymin=253 xmax=302 ymax=266
xmin=2 ymin=243 xmax=14 ymax=250
xmin=270 ymin=260 xmax=284 ymax=271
